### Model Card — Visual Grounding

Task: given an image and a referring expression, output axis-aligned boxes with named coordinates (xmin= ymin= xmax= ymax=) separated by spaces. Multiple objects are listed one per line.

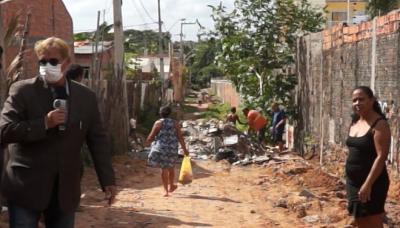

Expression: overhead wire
xmin=128 ymin=0 xmax=153 ymax=29
xmin=137 ymin=0 xmax=157 ymax=23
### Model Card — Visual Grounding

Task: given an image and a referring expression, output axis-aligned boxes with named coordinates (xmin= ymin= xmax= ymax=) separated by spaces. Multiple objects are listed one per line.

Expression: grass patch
xmin=185 ymin=94 xmax=198 ymax=103
xmin=203 ymin=103 xmax=231 ymax=120
xmin=137 ymin=107 xmax=159 ymax=135
xmin=182 ymin=104 xmax=200 ymax=114
xmin=203 ymin=103 xmax=248 ymax=132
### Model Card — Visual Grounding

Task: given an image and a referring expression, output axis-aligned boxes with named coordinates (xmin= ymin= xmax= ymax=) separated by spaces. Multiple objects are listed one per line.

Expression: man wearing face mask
xmin=0 ymin=37 xmax=116 ymax=228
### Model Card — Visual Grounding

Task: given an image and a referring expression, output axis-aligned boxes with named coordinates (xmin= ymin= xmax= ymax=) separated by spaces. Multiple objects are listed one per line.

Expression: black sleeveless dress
xmin=345 ymin=118 xmax=390 ymax=218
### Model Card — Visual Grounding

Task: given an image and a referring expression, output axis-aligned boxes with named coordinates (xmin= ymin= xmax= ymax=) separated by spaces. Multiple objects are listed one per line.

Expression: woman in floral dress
xmin=146 ymin=106 xmax=189 ymax=196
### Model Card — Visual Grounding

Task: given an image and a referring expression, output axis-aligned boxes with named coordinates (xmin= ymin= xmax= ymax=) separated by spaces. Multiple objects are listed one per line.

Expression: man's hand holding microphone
xmin=45 ymin=99 xmax=67 ymax=130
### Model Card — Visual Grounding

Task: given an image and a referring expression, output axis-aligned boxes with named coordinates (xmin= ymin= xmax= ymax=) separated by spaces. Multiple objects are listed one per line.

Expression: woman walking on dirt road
xmin=346 ymin=86 xmax=390 ymax=228
xmin=146 ymin=106 xmax=189 ymax=197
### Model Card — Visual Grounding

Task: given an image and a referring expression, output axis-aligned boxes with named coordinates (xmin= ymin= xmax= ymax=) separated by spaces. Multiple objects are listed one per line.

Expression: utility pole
xmin=111 ymin=0 xmax=129 ymax=155
xmin=347 ymin=0 xmax=350 ymax=24
xmin=180 ymin=19 xmax=204 ymax=64
xmin=179 ymin=19 xmax=196 ymax=64
xmin=113 ymin=0 xmax=124 ymax=75
xmin=157 ymin=0 xmax=165 ymax=101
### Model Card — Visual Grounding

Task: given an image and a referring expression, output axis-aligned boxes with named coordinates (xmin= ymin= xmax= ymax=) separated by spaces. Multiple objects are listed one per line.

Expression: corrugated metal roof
xmin=74 ymin=41 xmax=113 ymax=54
xmin=128 ymin=56 xmax=170 ymax=73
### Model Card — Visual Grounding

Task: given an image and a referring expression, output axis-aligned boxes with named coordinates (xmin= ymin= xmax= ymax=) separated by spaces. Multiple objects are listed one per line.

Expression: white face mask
xmin=39 ymin=63 xmax=63 ymax=83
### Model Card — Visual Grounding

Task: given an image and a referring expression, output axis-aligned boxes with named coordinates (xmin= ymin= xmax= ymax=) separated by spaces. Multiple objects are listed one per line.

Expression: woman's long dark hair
xmin=351 ymin=86 xmax=386 ymax=124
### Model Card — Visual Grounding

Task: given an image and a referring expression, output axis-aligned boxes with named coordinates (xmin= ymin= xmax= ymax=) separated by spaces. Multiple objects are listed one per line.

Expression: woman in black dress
xmin=346 ymin=86 xmax=390 ymax=227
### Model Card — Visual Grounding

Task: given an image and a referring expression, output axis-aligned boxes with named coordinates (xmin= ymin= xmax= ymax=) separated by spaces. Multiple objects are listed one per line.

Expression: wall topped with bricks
xmin=297 ymin=10 xmax=400 ymax=169
xmin=323 ymin=9 xmax=400 ymax=50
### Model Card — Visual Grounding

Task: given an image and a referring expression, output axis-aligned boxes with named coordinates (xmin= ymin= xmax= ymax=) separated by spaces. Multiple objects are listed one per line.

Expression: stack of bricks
xmin=323 ymin=9 xmax=400 ymax=50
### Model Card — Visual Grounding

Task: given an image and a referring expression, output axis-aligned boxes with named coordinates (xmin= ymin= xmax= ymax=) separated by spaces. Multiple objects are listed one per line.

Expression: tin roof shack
xmin=74 ymin=41 xmax=114 ymax=79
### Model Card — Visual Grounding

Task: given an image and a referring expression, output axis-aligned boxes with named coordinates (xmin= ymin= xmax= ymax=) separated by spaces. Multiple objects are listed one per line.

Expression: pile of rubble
xmin=129 ymin=118 xmax=291 ymax=166
xmin=180 ymin=119 xmax=282 ymax=166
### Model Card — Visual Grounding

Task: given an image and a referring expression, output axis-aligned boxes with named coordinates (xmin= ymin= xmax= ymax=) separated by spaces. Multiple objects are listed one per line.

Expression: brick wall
xmin=1 ymin=0 xmax=73 ymax=79
xmin=296 ymin=9 xmax=400 ymax=167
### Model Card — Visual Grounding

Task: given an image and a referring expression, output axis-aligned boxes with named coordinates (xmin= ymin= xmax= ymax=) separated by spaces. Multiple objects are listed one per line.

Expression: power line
xmin=74 ymin=22 xmax=158 ymax=33
xmin=166 ymin=18 xmax=181 ymax=32
xmin=128 ymin=0 xmax=151 ymax=29
xmin=137 ymin=0 xmax=157 ymax=23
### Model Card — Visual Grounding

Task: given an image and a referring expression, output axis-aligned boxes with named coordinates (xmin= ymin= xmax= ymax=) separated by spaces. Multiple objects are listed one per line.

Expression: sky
xmin=63 ymin=0 xmax=235 ymax=41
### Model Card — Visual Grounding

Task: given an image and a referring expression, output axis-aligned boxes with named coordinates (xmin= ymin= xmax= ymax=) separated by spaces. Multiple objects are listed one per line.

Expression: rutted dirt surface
xmin=73 ymin=155 xmax=398 ymax=227
xmin=0 ymin=150 xmax=399 ymax=228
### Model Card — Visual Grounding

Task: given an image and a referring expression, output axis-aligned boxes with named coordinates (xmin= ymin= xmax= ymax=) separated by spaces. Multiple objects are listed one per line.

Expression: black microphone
xmin=53 ymin=99 xmax=67 ymax=131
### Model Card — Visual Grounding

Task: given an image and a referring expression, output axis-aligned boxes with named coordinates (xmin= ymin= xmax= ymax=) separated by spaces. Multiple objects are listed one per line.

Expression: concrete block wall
xmin=210 ymin=80 xmax=241 ymax=108
xmin=296 ymin=9 xmax=400 ymax=165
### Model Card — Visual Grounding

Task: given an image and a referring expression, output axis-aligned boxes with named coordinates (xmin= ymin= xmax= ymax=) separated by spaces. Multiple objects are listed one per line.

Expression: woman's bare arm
xmin=175 ymin=122 xmax=189 ymax=156
xmin=146 ymin=120 xmax=162 ymax=145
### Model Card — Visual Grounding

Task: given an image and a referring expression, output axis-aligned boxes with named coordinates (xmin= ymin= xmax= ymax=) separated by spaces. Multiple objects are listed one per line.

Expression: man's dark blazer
xmin=0 ymin=76 xmax=115 ymax=213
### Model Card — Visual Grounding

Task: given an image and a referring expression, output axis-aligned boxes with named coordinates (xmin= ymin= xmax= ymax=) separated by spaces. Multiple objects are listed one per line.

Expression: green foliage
xmin=124 ymin=52 xmax=141 ymax=80
xmin=367 ymin=0 xmax=399 ymax=18
xmin=189 ymin=38 xmax=224 ymax=88
xmin=73 ymin=23 xmax=171 ymax=56
xmin=74 ymin=22 xmax=114 ymax=42
xmin=137 ymin=107 xmax=159 ymax=134
xmin=124 ymin=29 xmax=171 ymax=55
xmin=203 ymin=102 xmax=231 ymax=120
xmin=210 ymin=0 xmax=324 ymax=117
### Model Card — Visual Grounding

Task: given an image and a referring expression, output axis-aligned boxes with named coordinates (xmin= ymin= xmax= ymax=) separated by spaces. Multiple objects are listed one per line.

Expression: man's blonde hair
xmin=34 ymin=37 xmax=70 ymax=60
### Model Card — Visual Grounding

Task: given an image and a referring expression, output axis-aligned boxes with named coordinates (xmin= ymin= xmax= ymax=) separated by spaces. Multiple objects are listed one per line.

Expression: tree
xmin=367 ymin=0 xmax=399 ymax=18
xmin=189 ymin=38 xmax=224 ymax=88
xmin=210 ymin=0 xmax=324 ymax=115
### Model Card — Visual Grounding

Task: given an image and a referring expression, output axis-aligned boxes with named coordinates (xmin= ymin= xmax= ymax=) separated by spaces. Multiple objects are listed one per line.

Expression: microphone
xmin=53 ymin=99 xmax=67 ymax=131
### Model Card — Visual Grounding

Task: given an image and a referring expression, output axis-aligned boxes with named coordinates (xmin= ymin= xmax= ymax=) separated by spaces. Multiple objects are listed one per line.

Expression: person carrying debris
xmin=271 ymin=103 xmax=286 ymax=152
xmin=225 ymin=107 xmax=244 ymax=126
xmin=146 ymin=106 xmax=189 ymax=197
xmin=242 ymin=107 xmax=268 ymax=143
xmin=346 ymin=86 xmax=390 ymax=227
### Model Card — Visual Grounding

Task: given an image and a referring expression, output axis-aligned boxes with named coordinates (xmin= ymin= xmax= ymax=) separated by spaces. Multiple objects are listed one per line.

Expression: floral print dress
xmin=148 ymin=118 xmax=179 ymax=168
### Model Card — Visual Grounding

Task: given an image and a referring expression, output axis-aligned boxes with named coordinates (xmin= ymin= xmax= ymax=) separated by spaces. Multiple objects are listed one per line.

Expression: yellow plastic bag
xmin=178 ymin=156 xmax=193 ymax=185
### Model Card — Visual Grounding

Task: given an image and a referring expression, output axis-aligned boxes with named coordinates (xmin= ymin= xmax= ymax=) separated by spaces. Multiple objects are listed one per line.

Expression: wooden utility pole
xmin=113 ymin=0 xmax=124 ymax=74
xmin=105 ymin=0 xmax=128 ymax=155
xmin=157 ymin=0 xmax=165 ymax=101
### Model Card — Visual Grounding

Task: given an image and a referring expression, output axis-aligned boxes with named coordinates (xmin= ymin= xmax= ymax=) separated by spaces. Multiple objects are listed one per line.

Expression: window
xmin=332 ymin=12 xmax=347 ymax=22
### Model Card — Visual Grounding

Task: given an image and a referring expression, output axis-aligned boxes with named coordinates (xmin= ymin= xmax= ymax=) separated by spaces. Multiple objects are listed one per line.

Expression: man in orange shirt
xmin=242 ymin=107 xmax=268 ymax=143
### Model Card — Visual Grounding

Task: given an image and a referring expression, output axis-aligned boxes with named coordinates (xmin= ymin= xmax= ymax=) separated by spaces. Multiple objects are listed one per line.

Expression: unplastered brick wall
xmin=296 ymin=10 xmax=400 ymax=166
xmin=210 ymin=80 xmax=241 ymax=108
xmin=1 ymin=0 xmax=73 ymax=80
xmin=323 ymin=10 xmax=400 ymax=50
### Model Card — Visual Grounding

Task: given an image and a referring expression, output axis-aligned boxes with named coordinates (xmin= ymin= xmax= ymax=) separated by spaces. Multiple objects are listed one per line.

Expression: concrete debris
xmin=334 ymin=191 xmax=346 ymax=199
xmin=299 ymin=189 xmax=317 ymax=199
xmin=130 ymin=119 xmax=292 ymax=166
xmin=296 ymin=205 xmax=307 ymax=218
xmin=275 ymin=198 xmax=288 ymax=208
xmin=178 ymin=119 xmax=278 ymax=165
xmin=302 ymin=215 xmax=320 ymax=223
xmin=284 ymin=167 xmax=309 ymax=175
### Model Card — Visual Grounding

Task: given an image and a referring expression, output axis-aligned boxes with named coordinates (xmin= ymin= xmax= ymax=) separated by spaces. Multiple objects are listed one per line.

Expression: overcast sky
xmin=63 ymin=0 xmax=235 ymax=41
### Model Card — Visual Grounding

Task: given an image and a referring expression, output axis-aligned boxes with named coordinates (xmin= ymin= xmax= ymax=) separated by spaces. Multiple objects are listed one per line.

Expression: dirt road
xmin=69 ymin=153 xmax=389 ymax=228
xmin=0 ymin=151 xmax=399 ymax=227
